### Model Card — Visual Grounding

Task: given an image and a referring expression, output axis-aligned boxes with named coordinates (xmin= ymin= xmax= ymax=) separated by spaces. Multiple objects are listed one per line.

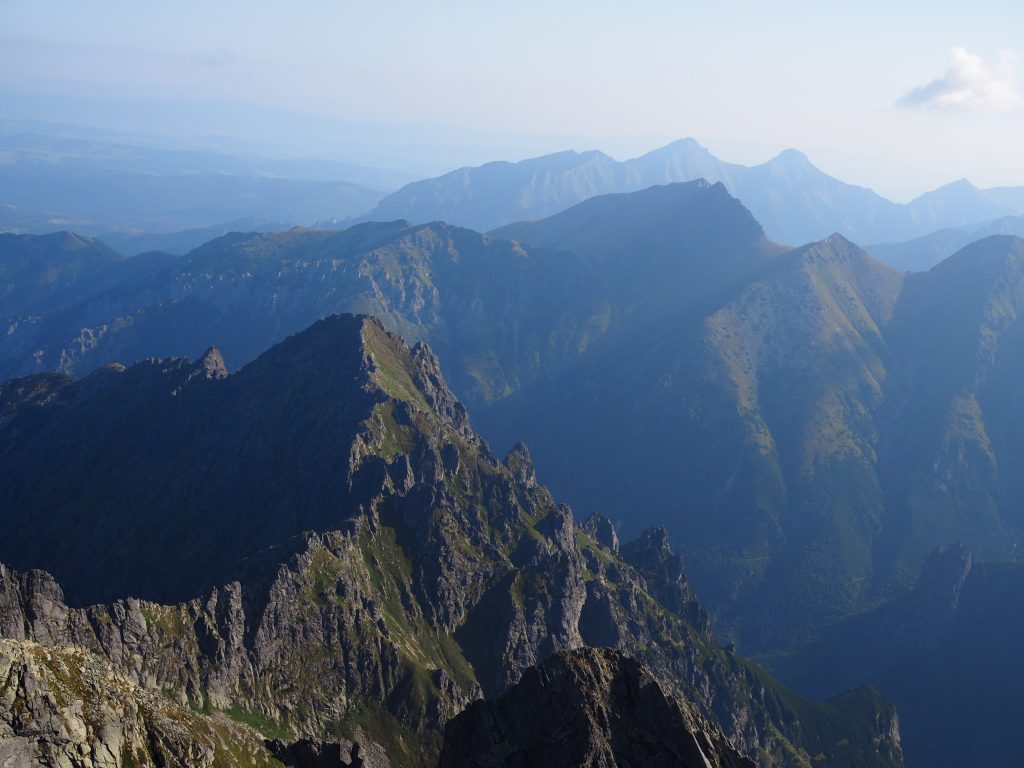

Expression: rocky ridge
xmin=0 ymin=314 xmax=903 ymax=767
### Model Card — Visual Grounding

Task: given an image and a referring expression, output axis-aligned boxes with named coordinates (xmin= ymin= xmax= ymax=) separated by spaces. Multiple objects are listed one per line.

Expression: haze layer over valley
xmin=3 ymin=2 xmax=1024 ymax=767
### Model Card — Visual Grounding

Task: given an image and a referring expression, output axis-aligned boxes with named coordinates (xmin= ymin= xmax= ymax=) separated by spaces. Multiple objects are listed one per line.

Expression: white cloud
xmin=899 ymin=47 xmax=1021 ymax=110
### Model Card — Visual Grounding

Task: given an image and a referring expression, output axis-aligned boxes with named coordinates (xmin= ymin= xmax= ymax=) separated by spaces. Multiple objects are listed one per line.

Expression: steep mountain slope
xmin=479 ymin=234 xmax=906 ymax=648
xmin=359 ymin=139 xmax=1008 ymax=244
xmin=491 ymin=180 xmax=785 ymax=324
xmin=773 ymin=545 xmax=1024 ymax=768
xmin=482 ymin=233 xmax=1024 ymax=653
xmin=877 ymin=236 xmax=1024 ymax=582
xmin=437 ymin=648 xmax=755 ymax=768
xmin=0 ymin=315 xmax=904 ymax=768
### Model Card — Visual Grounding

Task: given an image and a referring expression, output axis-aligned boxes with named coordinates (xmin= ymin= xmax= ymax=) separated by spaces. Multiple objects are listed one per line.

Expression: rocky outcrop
xmin=437 ymin=647 xmax=754 ymax=768
xmin=582 ymin=513 xmax=618 ymax=554
xmin=0 ymin=638 xmax=276 ymax=768
xmin=621 ymin=527 xmax=711 ymax=638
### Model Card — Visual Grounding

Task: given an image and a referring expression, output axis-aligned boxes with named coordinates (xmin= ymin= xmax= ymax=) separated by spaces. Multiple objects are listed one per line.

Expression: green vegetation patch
xmin=222 ymin=704 xmax=292 ymax=740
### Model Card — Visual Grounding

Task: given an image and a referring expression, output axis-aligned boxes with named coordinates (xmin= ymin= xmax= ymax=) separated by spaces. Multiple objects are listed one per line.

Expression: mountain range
xmin=9 ymin=129 xmax=1024 ymax=261
xmin=6 ymin=179 xmax=1024 ymax=764
xmin=0 ymin=314 xmax=903 ymax=767
xmin=358 ymin=139 xmax=1023 ymax=245
xmin=5 ymin=184 xmax=1024 ymax=658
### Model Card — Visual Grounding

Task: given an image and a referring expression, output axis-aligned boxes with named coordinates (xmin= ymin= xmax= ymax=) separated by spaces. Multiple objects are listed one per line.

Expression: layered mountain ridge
xmin=5 ymin=185 xmax=1024 ymax=662
xmin=867 ymin=213 xmax=1024 ymax=273
xmin=0 ymin=314 xmax=904 ymax=767
xmin=358 ymin=139 xmax=1021 ymax=244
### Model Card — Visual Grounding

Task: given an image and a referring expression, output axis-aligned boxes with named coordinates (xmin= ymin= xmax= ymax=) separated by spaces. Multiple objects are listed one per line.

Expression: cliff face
xmin=0 ymin=315 xmax=903 ymax=767
xmin=437 ymin=647 xmax=754 ymax=768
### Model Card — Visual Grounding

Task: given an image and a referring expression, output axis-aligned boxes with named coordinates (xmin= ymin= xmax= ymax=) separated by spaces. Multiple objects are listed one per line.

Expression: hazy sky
xmin=3 ymin=0 xmax=1024 ymax=200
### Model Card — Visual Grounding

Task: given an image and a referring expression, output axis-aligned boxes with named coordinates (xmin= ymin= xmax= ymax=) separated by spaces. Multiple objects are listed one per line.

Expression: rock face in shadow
xmin=267 ymin=737 xmax=366 ymax=767
xmin=437 ymin=647 xmax=753 ymax=768
xmin=774 ymin=543 xmax=1024 ymax=768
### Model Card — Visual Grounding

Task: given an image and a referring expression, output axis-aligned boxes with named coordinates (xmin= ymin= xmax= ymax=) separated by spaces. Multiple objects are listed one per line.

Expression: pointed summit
xmin=503 ymin=441 xmax=537 ymax=489
xmin=194 ymin=346 xmax=228 ymax=379
xmin=772 ymin=147 xmax=812 ymax=166
xmin=0 ymin=312 xmax=475 ymax=603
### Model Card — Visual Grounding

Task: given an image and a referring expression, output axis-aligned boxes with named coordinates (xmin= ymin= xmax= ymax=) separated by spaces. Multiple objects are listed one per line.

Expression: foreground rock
xmin=438 ymin=647 xmax=753 ymax=768
xmin=0 ymin=638 xmax=276 ymax=768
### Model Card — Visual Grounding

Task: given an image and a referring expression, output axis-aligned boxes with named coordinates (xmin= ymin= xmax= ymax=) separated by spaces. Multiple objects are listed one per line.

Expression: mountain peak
xmin=937 ymin=178 xmax=977 ymax=192
xmin=194 ymin=346 xmax=228 ymax=379
xmin=772 ymin=147 xmax=811 ymax=166
xmin=491 ymin=180 xmax=769 ymax=259
xmin=0 ymin=312 xmax=482 ymax=604
xmin=825 ymin=231 xmax=856 ymax=247
xmin=908 ymin=178 xmax=985 ymax=207
xmin=642 ymin=137 xmax=711 ymax=156
xmin=172 ymin=346 xmax=229 ymax=394
xmin=247 ymin=313 xmax=465 ymax=425
xmin=794 ymin=232 xmax=872 ymax=264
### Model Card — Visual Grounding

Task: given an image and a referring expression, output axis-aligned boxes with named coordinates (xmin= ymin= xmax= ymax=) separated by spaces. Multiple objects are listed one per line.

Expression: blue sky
xmin=3 ymin=0 xmax=1023 ymax=199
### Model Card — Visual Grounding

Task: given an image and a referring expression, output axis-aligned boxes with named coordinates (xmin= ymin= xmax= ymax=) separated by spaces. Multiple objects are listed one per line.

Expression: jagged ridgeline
xmin=0 ymin=315 xmax=901 ymax=767
xmin=11 ymin=186 xmax=1024 ymax=659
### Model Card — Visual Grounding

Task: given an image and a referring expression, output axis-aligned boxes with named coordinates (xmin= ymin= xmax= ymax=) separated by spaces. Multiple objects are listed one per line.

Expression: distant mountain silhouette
xmin=868 ymin=214 xmax=1024 ymax=272
xmin=0 ymin=231 xmax=177 ymax=316
xmin=358 ymin=139 xmax=1018 ymax=244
